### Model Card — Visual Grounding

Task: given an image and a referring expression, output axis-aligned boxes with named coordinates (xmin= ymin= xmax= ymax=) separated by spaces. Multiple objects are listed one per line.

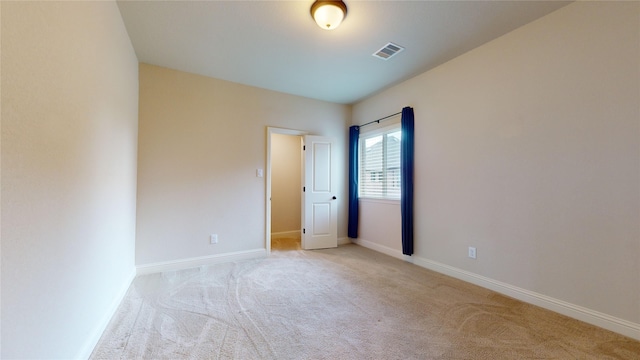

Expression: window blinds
xmin=359 ymin=127 xmax=401 ymax=199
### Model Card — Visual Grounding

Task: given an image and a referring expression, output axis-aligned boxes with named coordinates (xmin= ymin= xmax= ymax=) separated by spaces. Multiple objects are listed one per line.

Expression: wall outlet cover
xmin=468 ymin=246 xmax=477 ymax=259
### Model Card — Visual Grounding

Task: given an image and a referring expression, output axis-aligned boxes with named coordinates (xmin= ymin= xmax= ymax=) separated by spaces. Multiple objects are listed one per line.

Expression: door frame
xmin=266 ymin=127 xmax=308 ymax=255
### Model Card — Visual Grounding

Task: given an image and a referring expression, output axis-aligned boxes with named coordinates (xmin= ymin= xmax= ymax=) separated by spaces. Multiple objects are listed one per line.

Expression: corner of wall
xmin=77 ymin=268 xmax=137 ymax=359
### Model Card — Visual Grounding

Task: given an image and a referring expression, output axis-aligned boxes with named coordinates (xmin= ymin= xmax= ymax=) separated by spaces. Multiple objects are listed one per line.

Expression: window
xmin=359 ymin=125 xmax=401 ymax=199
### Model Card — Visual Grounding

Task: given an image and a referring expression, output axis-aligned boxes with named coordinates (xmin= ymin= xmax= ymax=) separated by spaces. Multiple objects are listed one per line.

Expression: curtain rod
xmin=359 ymin=111 xmax=402 ymax=128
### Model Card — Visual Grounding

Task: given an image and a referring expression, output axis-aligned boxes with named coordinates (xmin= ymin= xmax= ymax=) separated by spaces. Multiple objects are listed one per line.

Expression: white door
xmin=302 ymin=135 xmax=338 ymax=250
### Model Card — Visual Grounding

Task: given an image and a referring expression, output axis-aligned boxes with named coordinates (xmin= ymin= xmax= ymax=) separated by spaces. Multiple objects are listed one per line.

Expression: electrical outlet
xmin=210 ymin=234 xmax=218 ymax=244
xmin=468 ymin=246 xmax=477 ymax=259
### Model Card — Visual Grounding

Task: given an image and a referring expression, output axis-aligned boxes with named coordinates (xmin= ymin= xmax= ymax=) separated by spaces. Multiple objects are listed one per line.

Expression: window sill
xmin=358 ymin=197 xmax=400 ymax=205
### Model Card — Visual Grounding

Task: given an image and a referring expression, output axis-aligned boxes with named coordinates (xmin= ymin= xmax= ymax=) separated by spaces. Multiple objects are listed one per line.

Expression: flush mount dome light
xmin=310 ymin=1 xmax=347 ymax=30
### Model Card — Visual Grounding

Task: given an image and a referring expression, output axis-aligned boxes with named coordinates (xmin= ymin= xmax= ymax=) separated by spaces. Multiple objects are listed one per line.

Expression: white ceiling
xmin=117 ymin=0 xmax=571 ymax=105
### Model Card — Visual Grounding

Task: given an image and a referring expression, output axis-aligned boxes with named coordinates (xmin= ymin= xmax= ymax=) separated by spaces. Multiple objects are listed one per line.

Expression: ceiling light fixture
xmin=310 ymin=1 xmax=347 ymax=30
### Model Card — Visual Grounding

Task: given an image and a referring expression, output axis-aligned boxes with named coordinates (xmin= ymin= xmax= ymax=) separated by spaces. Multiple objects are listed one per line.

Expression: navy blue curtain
xmin=401 ymin=107 xmax=414 ymax=255
xmin=348 ymin=126 xmax=360 ymax=238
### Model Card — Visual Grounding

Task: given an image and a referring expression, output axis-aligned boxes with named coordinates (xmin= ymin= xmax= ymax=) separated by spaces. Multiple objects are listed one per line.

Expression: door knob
xmin=332 ymin=196 xmax=337 ymax=200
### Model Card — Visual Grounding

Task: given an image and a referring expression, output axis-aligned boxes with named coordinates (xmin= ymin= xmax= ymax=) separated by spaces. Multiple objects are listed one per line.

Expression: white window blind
xmin=359 ymin=126 xmax=401 ymax=199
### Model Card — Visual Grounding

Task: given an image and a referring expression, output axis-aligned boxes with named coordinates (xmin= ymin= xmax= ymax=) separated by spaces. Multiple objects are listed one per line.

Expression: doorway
xmin=270 ymin=133 xmax=303 ymax=251
xmin=266 ymin=127 xmax=339 ymax=253
xmin=266 ymin=127 xmax=306 ymax=253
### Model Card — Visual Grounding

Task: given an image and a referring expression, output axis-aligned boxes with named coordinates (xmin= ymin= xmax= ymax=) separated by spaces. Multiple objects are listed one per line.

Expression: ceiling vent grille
xmin=373 ymin=42 xmax=405 ymax=60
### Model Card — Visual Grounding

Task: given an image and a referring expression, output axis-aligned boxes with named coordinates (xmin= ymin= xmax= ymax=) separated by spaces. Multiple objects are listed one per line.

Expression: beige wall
xmin=136 ymin=64 xmax=349 ymax=265
xmin=353 ymin=1 xmax=640 ymax=328
xmin=1 ymin=2 xmax=139 ymax=358
xmin=271 ymin=134 xmax=302 ymax=234
xmin=358 ymin=199 xmax=401 ymax=252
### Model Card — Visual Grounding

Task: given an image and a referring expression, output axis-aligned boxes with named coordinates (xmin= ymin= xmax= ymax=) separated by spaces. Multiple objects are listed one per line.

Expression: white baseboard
xmin=413 ymin=257 xmax=640 ymax=340
xmin=271 ymin=230 xmax=301 ymax=239
xmin=136 ymin=248 xmax=267 ymax=276
xmin=338 ymin=237 xmax=351 ymax=245
xmin=352 ymin=239 xmax=640 ymax=340
xmin=351 ymin=237 xmax=413 ymax=262
xmin=77 ymin=267 xmax=136 ymax=360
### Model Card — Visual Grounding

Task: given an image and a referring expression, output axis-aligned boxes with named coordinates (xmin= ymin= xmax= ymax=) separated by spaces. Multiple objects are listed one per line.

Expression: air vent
xmin=373 ymin=42 xmax=405 ymax=60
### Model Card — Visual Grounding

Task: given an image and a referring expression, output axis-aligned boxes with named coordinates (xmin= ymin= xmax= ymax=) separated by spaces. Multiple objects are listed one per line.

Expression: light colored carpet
xmin=91 ymin=243 xmax=640 ymax=359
